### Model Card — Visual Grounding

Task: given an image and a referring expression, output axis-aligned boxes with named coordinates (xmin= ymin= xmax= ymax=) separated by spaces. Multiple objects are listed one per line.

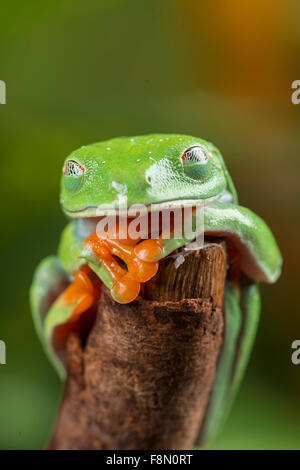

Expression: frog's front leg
xmin=134 ymin=202 xmax=282 ymax=284
xmin=83 ymin=233 xmax=159 ymax=304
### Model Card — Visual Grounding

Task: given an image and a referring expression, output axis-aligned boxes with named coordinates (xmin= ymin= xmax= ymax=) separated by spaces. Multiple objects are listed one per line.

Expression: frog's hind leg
xmin=198 ymin=280 xmax=242 ymax=445
xmin=44 ymin=265 xmax=101 ymax=379
xmin=30 ymin=257 xmax=101 ymax=379
xmin=229 ymin=282 xmax=260 ymax=404
xmin=198 ymin=280 xmax=260 ymax=446
xmin=30 ymin=256 xmax=69 ymax=344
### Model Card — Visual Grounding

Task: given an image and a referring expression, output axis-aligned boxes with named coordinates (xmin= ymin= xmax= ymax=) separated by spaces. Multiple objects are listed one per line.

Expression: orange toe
xmin=134 ymin=239 xmax=163 ymax=262
xmin=111 ymin=273 xmax=140 ymax=304
xmin=84 ymin=232 xmax=161 ymax=303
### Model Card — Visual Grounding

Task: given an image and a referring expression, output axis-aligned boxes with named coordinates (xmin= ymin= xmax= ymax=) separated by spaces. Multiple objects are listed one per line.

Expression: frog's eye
xmin=181 ymin=146 xmax=209 ymax=164
xmin=63 ymin=159 xmax=85 ymax=192
xmin=63 ymin=159 xmax=85 ymax=177
xmin=180 ymin=145 xmax=211 ymax=179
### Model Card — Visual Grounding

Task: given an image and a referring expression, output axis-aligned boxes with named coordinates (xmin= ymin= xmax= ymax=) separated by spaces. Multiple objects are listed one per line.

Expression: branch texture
xmin=49 ymin=238 xmax=226 ymax=450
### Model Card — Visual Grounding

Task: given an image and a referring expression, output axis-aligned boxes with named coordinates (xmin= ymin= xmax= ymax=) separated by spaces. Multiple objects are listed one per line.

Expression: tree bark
xmin=49 ymin=238 xmax=227 ymax=450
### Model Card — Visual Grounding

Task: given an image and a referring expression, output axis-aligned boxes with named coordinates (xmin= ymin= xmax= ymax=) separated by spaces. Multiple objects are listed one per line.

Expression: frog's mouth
xmin=63 ymin=191 xmax=233 ymax=218
xmin=64 ymin=199 xmax=205 ymax=218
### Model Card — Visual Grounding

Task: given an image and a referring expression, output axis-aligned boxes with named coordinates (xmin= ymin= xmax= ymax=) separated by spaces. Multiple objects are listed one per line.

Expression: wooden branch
xmin=49 ymin=238 xmax=227 ymax=450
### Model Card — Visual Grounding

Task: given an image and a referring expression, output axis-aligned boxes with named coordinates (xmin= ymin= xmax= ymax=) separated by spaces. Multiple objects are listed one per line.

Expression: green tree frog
xmin=30 ymin=134 xmax=282 ymax=443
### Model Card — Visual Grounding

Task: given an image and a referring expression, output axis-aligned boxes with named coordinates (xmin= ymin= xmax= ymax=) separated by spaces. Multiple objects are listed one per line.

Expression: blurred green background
xmin=0 ymin=0 xmax=299 ymax=449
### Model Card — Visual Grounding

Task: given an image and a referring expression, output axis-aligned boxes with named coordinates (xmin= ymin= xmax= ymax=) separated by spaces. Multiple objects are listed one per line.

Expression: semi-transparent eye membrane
xmin=63 ymin=160 xmax=85 ymax=176
xmin=181 ymin=146 xmax=209 ymax=164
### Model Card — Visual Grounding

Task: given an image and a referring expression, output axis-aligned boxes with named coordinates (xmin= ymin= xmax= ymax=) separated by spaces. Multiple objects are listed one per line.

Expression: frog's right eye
xmin=180 ymin=145 xmax=211 ymax=180
xmin=63 ymin=159 xmax=85 ymax=192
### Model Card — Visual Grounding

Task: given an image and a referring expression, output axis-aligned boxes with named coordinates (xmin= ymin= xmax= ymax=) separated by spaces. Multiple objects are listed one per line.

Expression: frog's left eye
xmin=63 ymin=159 xmax=85 ymax=192
xmin=180 ymin=145 xmax=211 ymax=179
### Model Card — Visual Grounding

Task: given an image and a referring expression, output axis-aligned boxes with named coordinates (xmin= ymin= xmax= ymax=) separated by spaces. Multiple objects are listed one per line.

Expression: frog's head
xmin=60 ymin=134 xmax=237 ymax=217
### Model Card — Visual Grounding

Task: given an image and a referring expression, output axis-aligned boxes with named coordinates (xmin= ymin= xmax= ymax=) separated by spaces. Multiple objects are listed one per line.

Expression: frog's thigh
xmin=199 ymin=281 xmax=260 ymax=446
xmin=30 ymin=255 xmax=69 ymax=343
xmin=230 ymin=282 xmax=260 ymax=401
xmin=204 ymin=203 xmax=282 ymax=283
xmin=199 ymin=280 xmax=242 ymax=445
xmin=43 ymin=266 xmax=100 ymax=380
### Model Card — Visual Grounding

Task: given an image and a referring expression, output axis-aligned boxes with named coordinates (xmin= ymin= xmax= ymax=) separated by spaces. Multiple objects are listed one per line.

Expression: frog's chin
xmin=63 ymin=191 xmax=233 ymax=218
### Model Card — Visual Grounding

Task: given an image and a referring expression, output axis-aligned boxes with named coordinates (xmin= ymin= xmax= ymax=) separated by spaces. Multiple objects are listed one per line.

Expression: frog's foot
xmin=49 ymin=265 xmax=101 ymax=352
xmin=83 ymin=233 xmax=159 ymax=304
